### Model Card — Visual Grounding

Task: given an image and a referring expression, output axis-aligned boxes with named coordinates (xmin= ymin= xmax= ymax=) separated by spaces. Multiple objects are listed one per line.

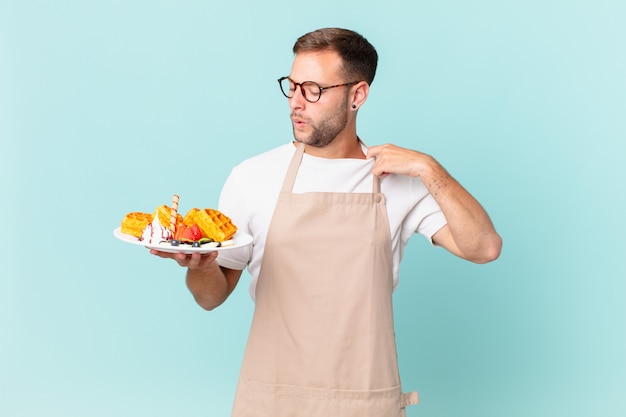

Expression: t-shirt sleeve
xmin=417 ymin=212 xmax=447 ymax=245
xmin=412 ymin=192 xmax=448 ymax=245
xmin=215 ymin=167 xmax=253 ymax=271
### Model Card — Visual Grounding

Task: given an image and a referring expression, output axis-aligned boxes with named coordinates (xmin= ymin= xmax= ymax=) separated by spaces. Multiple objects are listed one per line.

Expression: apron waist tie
xmin=401 ymin=391 xmax=419 ymax=408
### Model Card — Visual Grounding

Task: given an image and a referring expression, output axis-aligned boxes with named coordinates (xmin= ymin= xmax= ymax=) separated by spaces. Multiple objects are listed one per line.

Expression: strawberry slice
xmin=173 ymin=225 xmax=186 ymax=241
xmin=173 ymin=223 xmax=203 ymax=243
xmin=190 ymin=224 xmax=202 ymax=241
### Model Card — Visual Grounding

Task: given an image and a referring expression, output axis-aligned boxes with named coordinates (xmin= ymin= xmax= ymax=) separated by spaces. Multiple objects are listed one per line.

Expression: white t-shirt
xmin=217 ymin=142 xmax=447 ymax=300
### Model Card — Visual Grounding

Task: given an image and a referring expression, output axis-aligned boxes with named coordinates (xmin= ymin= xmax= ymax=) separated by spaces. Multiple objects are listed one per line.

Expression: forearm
xmin=421 ymin=159 xmax=502 ymax=263
xmin=150 ymin=249 xmax=243 ymax=309
xmin=185 ymin=262 xmax=232 ymax=311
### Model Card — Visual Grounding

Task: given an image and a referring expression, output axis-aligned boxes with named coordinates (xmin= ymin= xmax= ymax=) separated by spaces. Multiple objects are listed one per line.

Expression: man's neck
xmin=297 ymin=135 xmax=365 ymax=160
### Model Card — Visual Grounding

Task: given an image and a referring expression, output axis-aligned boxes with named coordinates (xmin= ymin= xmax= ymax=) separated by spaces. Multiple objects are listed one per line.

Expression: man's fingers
xmin=187 ymin=252 xmax=219 ymax=269
xmin=149 ymin=248 xmax=218 ymax=269
xmin=365 ymin=144 xmax=381 ymax=159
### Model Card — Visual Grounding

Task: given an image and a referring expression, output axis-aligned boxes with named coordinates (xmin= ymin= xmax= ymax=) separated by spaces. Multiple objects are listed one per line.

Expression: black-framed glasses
xmin=278 ymin=76 xmax=360 ymax=103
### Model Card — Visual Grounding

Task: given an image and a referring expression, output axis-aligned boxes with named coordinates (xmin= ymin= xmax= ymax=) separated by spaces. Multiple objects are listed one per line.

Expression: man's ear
xmin=351 ymin=81 xmax=370 ymax=110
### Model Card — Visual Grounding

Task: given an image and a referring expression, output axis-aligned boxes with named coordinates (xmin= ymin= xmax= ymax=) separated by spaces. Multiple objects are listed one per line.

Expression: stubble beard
xmin=292 ymin=96 xmax=349 ymax=148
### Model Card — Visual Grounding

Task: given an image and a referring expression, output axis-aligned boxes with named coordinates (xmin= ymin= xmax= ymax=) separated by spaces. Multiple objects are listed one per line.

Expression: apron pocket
xmin=233 ymin=378 xmax=415 ymax=417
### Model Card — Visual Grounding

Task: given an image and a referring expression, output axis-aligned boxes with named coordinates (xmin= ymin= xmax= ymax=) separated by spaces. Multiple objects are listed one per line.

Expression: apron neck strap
xmin=372 ymin=174 xmax=380 ymax=193
xmin=281 ymin=142 xmax=306 ymax=192
xmin=281 ymin=142 xmax=381 ymax=194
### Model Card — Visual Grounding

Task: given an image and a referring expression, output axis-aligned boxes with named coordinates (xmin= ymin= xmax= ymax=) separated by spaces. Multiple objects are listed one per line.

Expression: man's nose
xmin=288 ymin=86 xmax=306 ymax=109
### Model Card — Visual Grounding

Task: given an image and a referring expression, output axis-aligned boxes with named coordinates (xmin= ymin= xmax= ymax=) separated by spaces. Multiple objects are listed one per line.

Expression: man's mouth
xmin=291 ymin=115 xmax=308 ymax=128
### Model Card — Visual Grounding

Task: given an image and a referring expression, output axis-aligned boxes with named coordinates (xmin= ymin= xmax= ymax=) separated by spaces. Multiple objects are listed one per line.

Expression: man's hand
xmin=366 ymin=143 xmax=434 ymax=178
xmin=150 ymin=249 xmax=218 ymax=271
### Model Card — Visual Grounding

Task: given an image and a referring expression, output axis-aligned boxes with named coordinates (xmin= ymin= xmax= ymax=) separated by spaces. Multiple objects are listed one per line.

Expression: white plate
xmin=113 ymin=227 xmax=252 ymax=254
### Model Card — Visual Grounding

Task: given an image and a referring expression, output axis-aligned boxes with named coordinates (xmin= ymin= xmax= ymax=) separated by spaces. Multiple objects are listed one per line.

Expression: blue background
xmin=2 ymin=1 xmax=625 ymax=416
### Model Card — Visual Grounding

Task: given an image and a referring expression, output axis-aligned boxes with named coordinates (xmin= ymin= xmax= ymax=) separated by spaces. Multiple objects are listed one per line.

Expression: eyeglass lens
xmin=280 ymin=78 xmax=322 ymax=102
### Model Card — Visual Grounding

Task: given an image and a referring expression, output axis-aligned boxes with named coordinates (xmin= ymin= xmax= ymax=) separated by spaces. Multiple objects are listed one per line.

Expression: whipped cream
xmin=140 ymin=215 xmax=172 ymax=244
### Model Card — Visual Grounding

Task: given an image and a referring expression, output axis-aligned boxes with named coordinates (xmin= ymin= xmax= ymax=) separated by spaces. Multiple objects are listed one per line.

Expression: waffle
xmin=182 ymin=207 xmax=200 ymax=227
xmin=121 ymin=212 xmax=153 ymax=238
xmin=193 ymin=208 xmax=237 ymax=242
xmin=152 ymin=204 xmax=182 ymax=231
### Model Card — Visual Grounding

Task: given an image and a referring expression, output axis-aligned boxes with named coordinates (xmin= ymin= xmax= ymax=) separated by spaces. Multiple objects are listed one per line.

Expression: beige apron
xmin=232 ymin=143 xmax=418 ymax=417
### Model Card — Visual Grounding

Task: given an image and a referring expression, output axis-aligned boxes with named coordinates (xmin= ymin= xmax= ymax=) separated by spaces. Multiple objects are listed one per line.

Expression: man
xmin=153 ymin=27 xmax=501 ymax=417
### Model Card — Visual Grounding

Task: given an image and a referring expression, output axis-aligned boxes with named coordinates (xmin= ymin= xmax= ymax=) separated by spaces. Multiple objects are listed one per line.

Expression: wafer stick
xmin=169 ymin=194 xmax=179 ymax=233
